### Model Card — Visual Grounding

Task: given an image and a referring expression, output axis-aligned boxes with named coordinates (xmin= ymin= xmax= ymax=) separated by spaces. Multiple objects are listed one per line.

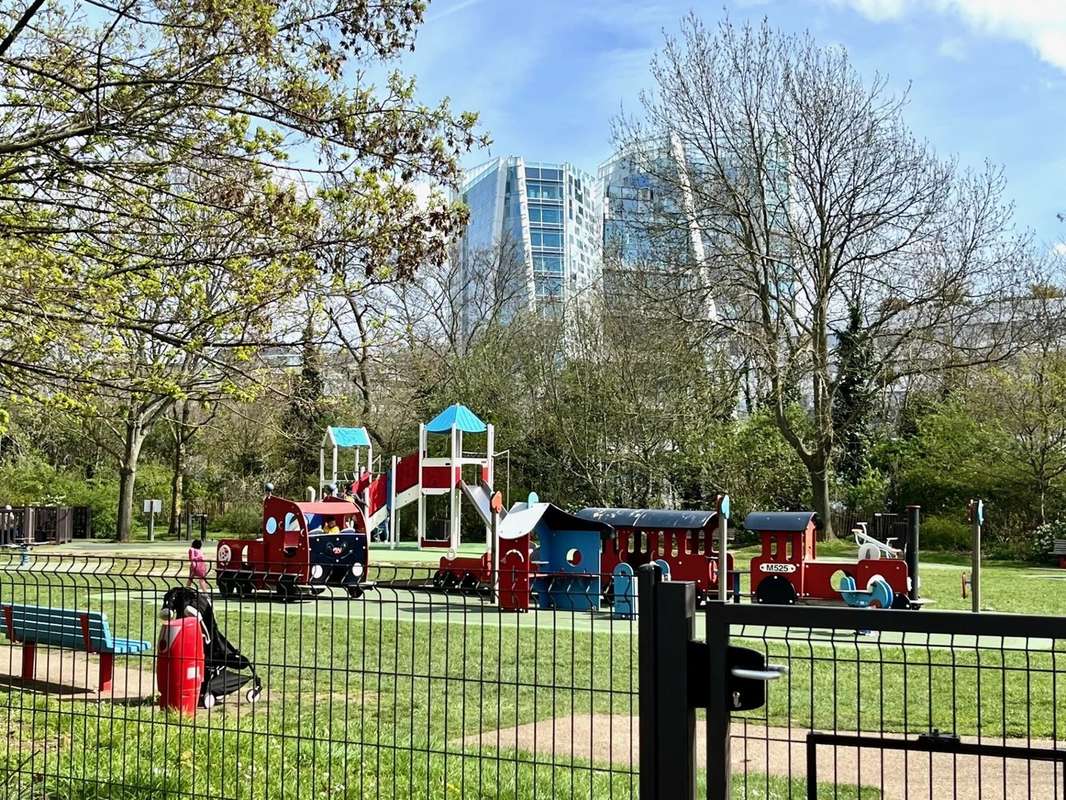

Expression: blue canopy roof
xmin=326 ymin=426 xmax=371 ymax=448
xmin=425 ymin=404 xmax=487 ymax=434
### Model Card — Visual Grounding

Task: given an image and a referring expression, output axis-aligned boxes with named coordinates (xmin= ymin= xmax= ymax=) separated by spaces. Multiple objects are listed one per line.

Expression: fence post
xmin=705 ymin=601 xmax=732 ymax=800
xmin=638 ymin=563 xmax=697 ymax=800
xmin=906 ymin=505 xmax=921 ymax=603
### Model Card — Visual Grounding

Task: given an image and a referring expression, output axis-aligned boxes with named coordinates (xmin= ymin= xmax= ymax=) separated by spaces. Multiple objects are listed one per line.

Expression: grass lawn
xmin=2 ymin=541 xmax=1062 ymax=798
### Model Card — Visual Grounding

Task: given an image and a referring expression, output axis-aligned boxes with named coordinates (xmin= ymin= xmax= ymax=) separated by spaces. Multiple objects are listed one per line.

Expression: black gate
xmin=639 ymin=565 xmax=1066 ymax=799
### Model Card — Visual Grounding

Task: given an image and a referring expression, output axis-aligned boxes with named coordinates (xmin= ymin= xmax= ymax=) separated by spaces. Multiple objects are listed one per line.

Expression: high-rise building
xmin=598 ymin=140 xmax=716 ymax=321
xmin=456 ymin=156 xmax=603 ymax=331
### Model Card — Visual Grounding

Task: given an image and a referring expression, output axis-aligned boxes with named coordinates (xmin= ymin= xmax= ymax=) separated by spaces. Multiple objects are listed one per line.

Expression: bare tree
xmin=615 ymin=15 xmax=1033 ymax=533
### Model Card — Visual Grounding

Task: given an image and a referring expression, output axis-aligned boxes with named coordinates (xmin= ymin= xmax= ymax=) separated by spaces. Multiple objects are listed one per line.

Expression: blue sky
xmin=398 ymin=0 xmax=1066 ymax=247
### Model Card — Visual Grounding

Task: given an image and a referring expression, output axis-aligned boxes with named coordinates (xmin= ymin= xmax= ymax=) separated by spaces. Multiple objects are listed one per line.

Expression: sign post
xmin=143 ymin=499 xmax=162 ymax=542
xmin=968 ymin=499 xmax=983 ymax=613
xmin=717 ymin=494 xmax=731 ymax=602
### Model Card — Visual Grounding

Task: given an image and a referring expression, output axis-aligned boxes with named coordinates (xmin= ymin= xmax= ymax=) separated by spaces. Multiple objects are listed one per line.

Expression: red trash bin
xmin=157 ymin=616 xmax=204 ymax=714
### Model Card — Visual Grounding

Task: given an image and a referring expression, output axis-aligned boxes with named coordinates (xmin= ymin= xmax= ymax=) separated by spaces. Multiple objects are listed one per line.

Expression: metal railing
xmin=639 ymin=564 xmax=1066 ymax=800
xmin=6 ymin=555 xmax=1064 ymax=799
xmin=1 ymin=555 xmax=639 ymax=800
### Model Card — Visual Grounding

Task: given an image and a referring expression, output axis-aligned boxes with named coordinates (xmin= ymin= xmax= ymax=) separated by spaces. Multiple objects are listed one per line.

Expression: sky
xmin=396 ymin=0 xmax=1066 ymax=248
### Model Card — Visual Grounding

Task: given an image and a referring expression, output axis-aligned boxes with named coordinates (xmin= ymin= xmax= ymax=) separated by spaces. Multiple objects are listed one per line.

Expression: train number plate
xmin=759 ymin=563 xmax=797 ymax=574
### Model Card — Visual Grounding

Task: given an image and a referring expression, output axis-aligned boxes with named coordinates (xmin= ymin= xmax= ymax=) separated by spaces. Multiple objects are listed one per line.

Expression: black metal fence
xmin=4 ymin=556 xmax=1065 ymax=799
xmin=640 ymin=566 xmax=1066 ymax=800
xmin=1 ymin=555 xmax=639 ymax=800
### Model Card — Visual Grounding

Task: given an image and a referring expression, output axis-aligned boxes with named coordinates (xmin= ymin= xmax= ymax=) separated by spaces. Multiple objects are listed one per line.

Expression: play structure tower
xmin=415 ymin=404 xmax=494 ymax=551
xmin=319 ymin=426 xmax=373 ymax=493
xmin=323 ymin=405 xmax=496 ymax=550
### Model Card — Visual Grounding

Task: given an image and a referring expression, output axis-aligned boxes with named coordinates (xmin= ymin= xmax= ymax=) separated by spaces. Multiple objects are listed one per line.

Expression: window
xmin=535 ymin=276 xmax=563 ymax=299
xmin=530 ymin=231 xmax=562 ymax=249
xmin=527 ymin=182 xmax=562 ymax=201
xmin=528 ymin=206 xmax=562 ymax=224
xmin=533 ymin=255 xmax=563 ymax=274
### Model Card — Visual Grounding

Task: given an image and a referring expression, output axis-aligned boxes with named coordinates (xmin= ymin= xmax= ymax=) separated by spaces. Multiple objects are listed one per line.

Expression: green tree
xmin=832 ymin=305 xmax=877 ymax=489
xmin=279 ymin=321 xmax=329 ymax=494
xmin=0 ymin=0 xmax=484 ymax=391
xmin=616 ymin=15 xmax=1031 ymax=535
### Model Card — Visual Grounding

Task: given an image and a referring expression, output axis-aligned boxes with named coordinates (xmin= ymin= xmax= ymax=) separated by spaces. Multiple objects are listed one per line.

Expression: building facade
xmin=457 ymin=156 xmax=603 ymax=330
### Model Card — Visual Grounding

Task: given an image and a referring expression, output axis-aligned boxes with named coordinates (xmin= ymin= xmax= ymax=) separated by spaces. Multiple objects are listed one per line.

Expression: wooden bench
xmin=2 ymin=604 xmax=152 ymax=693
xmin=1054 ymin=540 xmax=1066 ymax=568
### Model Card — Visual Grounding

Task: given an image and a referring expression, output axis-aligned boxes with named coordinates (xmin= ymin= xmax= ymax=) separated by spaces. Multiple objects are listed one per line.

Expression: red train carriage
xmin=215 ymin=494 xmax=370 ymax=599
xmin=747 ymin=511 xmax=913 ymax=608
xmin=576 ymin=508 xmax=734 ymax=599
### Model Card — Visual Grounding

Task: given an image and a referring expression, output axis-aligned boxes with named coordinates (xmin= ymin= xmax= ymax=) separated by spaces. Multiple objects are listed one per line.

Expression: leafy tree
xmin=279 ymin=320 xmax=329 ymax=494
xmin=832 ymin=305 xmax=877 ymax=488
xmin=0 ymin=0 xmax=485 ymax=536
xmin=615 ymin=15 xmax=1032 ymax=534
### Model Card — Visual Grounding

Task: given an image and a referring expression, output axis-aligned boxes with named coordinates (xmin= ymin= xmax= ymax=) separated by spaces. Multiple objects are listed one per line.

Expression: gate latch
xmin=687 ymin=642 xmax=788 ymax=711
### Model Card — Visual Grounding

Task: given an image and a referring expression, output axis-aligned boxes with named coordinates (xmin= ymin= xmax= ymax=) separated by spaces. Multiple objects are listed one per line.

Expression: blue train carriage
xmin=511 ymin=503 xmax=614 ymax=612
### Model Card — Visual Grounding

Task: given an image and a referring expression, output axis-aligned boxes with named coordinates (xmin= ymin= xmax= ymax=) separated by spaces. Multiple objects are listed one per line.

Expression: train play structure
xmin=216 ymin=402 xmax=926 ymax=610
xmin=214 ymin=494 xmax=370 ymax=598
xmin=746 ymin=509 xmax=923 ymax=609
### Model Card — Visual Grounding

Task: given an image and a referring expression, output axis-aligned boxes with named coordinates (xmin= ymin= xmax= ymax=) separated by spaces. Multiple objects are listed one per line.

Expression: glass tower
xmin=457 ymin=156 xmax=602 ymax=331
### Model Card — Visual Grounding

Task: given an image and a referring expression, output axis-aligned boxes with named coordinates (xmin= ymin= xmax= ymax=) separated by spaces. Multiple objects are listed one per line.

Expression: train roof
xmin=743 ymin=511 xmax=819 ymax=532
xmin=575 ymin=507 xmax=718 ymax=530
xmin=499 ymin=503 xmax=613 ymax=540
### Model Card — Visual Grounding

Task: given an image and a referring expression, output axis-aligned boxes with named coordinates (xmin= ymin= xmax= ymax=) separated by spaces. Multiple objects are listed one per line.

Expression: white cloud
xmin=937 ymin=36 xmax=967 ymax=61
xmin=831 ymin=1 xmax=1066 ymax=71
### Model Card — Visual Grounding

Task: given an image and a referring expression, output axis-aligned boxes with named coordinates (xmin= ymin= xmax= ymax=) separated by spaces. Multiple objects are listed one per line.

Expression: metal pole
xmin=718 ymin=494 xmax=731 ymax=603
xmin=706 ymin=600 xmax=732 ymax=800
xmin=906 ymin=505 xmax=921 ymax=602
xmin=638 ymin=563 xmax=697 ymax=800
xmin=148 ymin=507 xmax=155 ymax=542
xmin=969 ymin=499 xmax=983 ymax=613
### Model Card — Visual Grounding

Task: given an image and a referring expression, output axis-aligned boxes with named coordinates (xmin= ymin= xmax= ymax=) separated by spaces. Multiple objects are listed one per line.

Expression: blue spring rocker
xmin=838 ymin=575 xmax=894 ymax=609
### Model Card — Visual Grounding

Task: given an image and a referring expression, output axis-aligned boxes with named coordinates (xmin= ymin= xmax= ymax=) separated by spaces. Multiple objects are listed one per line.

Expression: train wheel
xmin=431 ymin=570 xmax=447 ymax=590
xmin=217 ymin=576 xmax=235 ymax=598
xmin=346 ymin=585 xmax=364 ymax=599
xmin=274 ymin=578 xmax=298 ymax=603
xmin=891 ymin=593 xmax=913 ymax=610
xmin=754 ymin=575 xmax=798 ymax=605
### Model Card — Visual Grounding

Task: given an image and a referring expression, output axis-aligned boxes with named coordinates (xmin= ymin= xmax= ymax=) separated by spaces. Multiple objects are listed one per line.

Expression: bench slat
xmin=4 ymin=604 xmax=114 ymax=651
xmin=2 ymin=603 xmax=151 ymax=655
xmin=111 ymin=637 xmax=152 ymax=654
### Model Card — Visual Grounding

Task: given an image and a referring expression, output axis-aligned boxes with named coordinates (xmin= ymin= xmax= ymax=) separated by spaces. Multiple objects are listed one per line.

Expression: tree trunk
xmin=116 ymin=417 xmax=147 ymax=542
xmin=168 ymin=400 xmax=189 ymax=536
xmin=810 ymin=460 xmax=834 ymax=539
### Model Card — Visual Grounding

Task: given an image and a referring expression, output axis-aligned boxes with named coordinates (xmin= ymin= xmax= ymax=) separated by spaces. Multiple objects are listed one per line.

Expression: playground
xmin=4 ymin=404 xmax=1066 ymax=800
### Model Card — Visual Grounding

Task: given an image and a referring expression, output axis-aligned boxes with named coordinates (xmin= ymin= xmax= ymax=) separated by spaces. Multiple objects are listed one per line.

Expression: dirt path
xmin=1 ymin=643 xmax=155 ymax=700
xmin=464 ymin=713 xmax=1064 ymax=799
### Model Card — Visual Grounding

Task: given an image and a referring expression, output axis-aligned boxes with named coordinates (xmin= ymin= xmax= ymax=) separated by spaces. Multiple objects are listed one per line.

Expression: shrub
xmin=920 ymin=514 xmax=971 ymax=551
xmin=209 ymin=506 xmax=260 ymax=536
xmin=1030 ymin=520 xmax=1066 ymax=564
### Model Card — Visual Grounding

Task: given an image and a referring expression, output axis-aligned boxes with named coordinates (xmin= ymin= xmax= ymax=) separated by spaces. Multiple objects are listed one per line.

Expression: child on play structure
xmin=187 ymin=539 xmax=210 ymax=593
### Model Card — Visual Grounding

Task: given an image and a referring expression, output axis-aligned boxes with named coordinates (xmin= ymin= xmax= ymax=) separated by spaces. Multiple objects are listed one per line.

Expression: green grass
xmin=2 ymin=550 xmax=1063 ymax=798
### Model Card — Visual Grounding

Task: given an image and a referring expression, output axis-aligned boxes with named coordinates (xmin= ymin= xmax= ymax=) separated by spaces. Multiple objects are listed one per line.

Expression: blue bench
xmin=2 ymin=603 xmax=152 ymax=693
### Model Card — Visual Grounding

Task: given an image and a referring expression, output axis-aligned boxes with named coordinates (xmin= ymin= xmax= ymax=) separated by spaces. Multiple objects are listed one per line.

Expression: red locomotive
xmin=215 ymin=493 xmax=370 ymax=599
xmin=747 ymin=511 xmax=920 ymax=609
